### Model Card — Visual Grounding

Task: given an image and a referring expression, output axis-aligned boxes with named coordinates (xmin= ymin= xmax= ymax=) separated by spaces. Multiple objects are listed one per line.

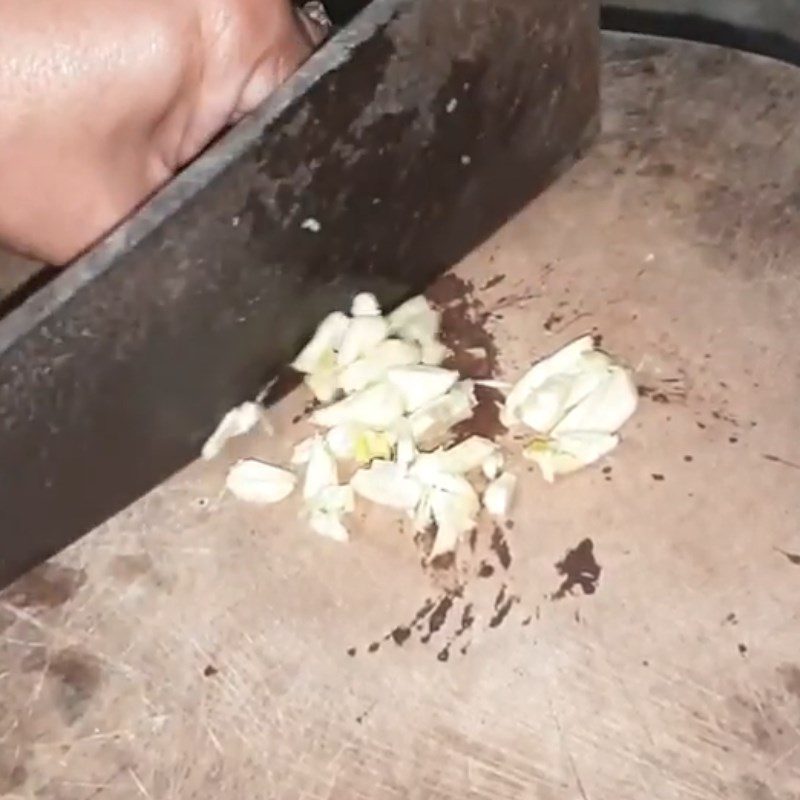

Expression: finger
xmin=233 ymin=7 xmax=322 ymax=122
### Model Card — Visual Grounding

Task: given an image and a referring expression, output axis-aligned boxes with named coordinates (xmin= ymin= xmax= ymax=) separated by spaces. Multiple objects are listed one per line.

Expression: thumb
xmin=235 ymin=7 xmax=326 ymax=120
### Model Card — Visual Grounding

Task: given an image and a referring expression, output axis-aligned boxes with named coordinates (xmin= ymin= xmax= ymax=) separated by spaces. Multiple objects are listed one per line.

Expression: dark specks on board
xmin=763 ymin=454 xmax=800 ymax=470
xmin=390 ymin=626 xmax=412 ymax=646
xmin=490 ymin=525 xmax=512 ymax=570
xmin=478 ymin=561 xmax=495 ymax=578
xmin=421 ymin=595 xmax=455 ymax=644
xmin=553 ymin=538 xmax=601 ymax=600
xmin=777 ymin=549 xmax=800 ymax=567
xmin=426 ymin=274 xmax=505 ymax=441
xmin=489 ymin=585 xmax=518 ymax=628
xmin=481 ymin=274 xmax=505 ymax=291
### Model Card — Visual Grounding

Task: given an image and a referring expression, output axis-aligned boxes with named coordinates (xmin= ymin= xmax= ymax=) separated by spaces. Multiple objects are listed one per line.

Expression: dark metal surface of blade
xmin=0 ymin=0 xmax=599 ymax=587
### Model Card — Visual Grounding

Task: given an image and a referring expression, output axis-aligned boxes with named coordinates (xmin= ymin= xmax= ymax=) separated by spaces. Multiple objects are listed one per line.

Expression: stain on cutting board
xmin=0 ymin=562 xmax=86 ymax=610
xmin=552 ymin=538 xmax=601 ymax=600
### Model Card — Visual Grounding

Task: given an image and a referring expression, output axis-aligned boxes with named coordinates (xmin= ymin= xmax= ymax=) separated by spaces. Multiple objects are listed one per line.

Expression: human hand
xmin=0 ymin=0 xmax=322 ymax=264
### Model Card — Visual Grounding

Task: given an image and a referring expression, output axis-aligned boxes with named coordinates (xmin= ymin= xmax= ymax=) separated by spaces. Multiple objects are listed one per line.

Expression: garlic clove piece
xmin=481 ymin=450 xmax=505 ymax=480
xmin=311 ymin=381 xmax=405 ymax=430
xmin=202 ymin=401 xmax=266 ymax=460
xmin=524 ymin=432 xmax=619 ymax=482
xmin=551 ymin=366 xmax=638 ymax=436
xmin=303 ymin=437 xmax=338 ymax=501
xmin=350 ymin=460 xmax=423 ymax=511
xmin=387 ymin=295 xmax=441 ymax=344
xmin=292 ymin=311 xmax=350 ymax=374
xmin=385 ymin=365 xmax=459 ymax=413
xmin=408 ymin=380 xmax=477 ymax=444
xmin=483 ymin=472 xmax=517 ymax=517
xmin=501 ymin=334 xmax=595 ymax=426
xmin=337 ymin=316 xmax=389 ymax=367
xmin=226 ymin=459 xmax=297 ymax=504
xmin=351 ymin=292 xmax=382 ymax=317
xmin=337 ymin=339 xmax=421 ymax=395
xmin=412 ymin=436 xmax=498 ymax=479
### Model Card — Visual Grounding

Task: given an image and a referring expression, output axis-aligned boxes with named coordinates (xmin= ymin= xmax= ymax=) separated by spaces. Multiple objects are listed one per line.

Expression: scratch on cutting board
xmin=128 ymin=768 xmax=153 ymax=799
xmin=546 ymin=696 xmax=591 ymax=800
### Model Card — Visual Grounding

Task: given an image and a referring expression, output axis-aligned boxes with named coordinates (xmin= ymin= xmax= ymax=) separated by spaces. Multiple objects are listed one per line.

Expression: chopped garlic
xmin=303 ymin=437 xmax=338 ymax=500
xmin=350 ymin=460 xmax=423 ymax=510
xmin=524 ymin=432 xmax=618 ymax=482
xmin=311 ymin=381 xmax=405 ymax=430
xmin=225 ymin=459 xmax=296 ymax=504
xmin=412 ymin=436 xmax=497 ymax=479
xmin=503 ymin=336 xmax=637 ymax=445
xmin=351 ymin=292 xmax=382 ymax=317
xmin=337 ymin=316 xmax=389 ymax=367
xmin=292 ymin=311 xmax=350 ymax=374
xmin=202 ymin=401 xmax=265 ymax=460
xmin=483 ymin=472 xmax=517 ymax=517
xmin=386 ymin=365 xmax=459 ymax=413
xmin=408 ymin=380 xmax=477 ymax=444
xmin=338 ymin=339 xmax=421 ymax=394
